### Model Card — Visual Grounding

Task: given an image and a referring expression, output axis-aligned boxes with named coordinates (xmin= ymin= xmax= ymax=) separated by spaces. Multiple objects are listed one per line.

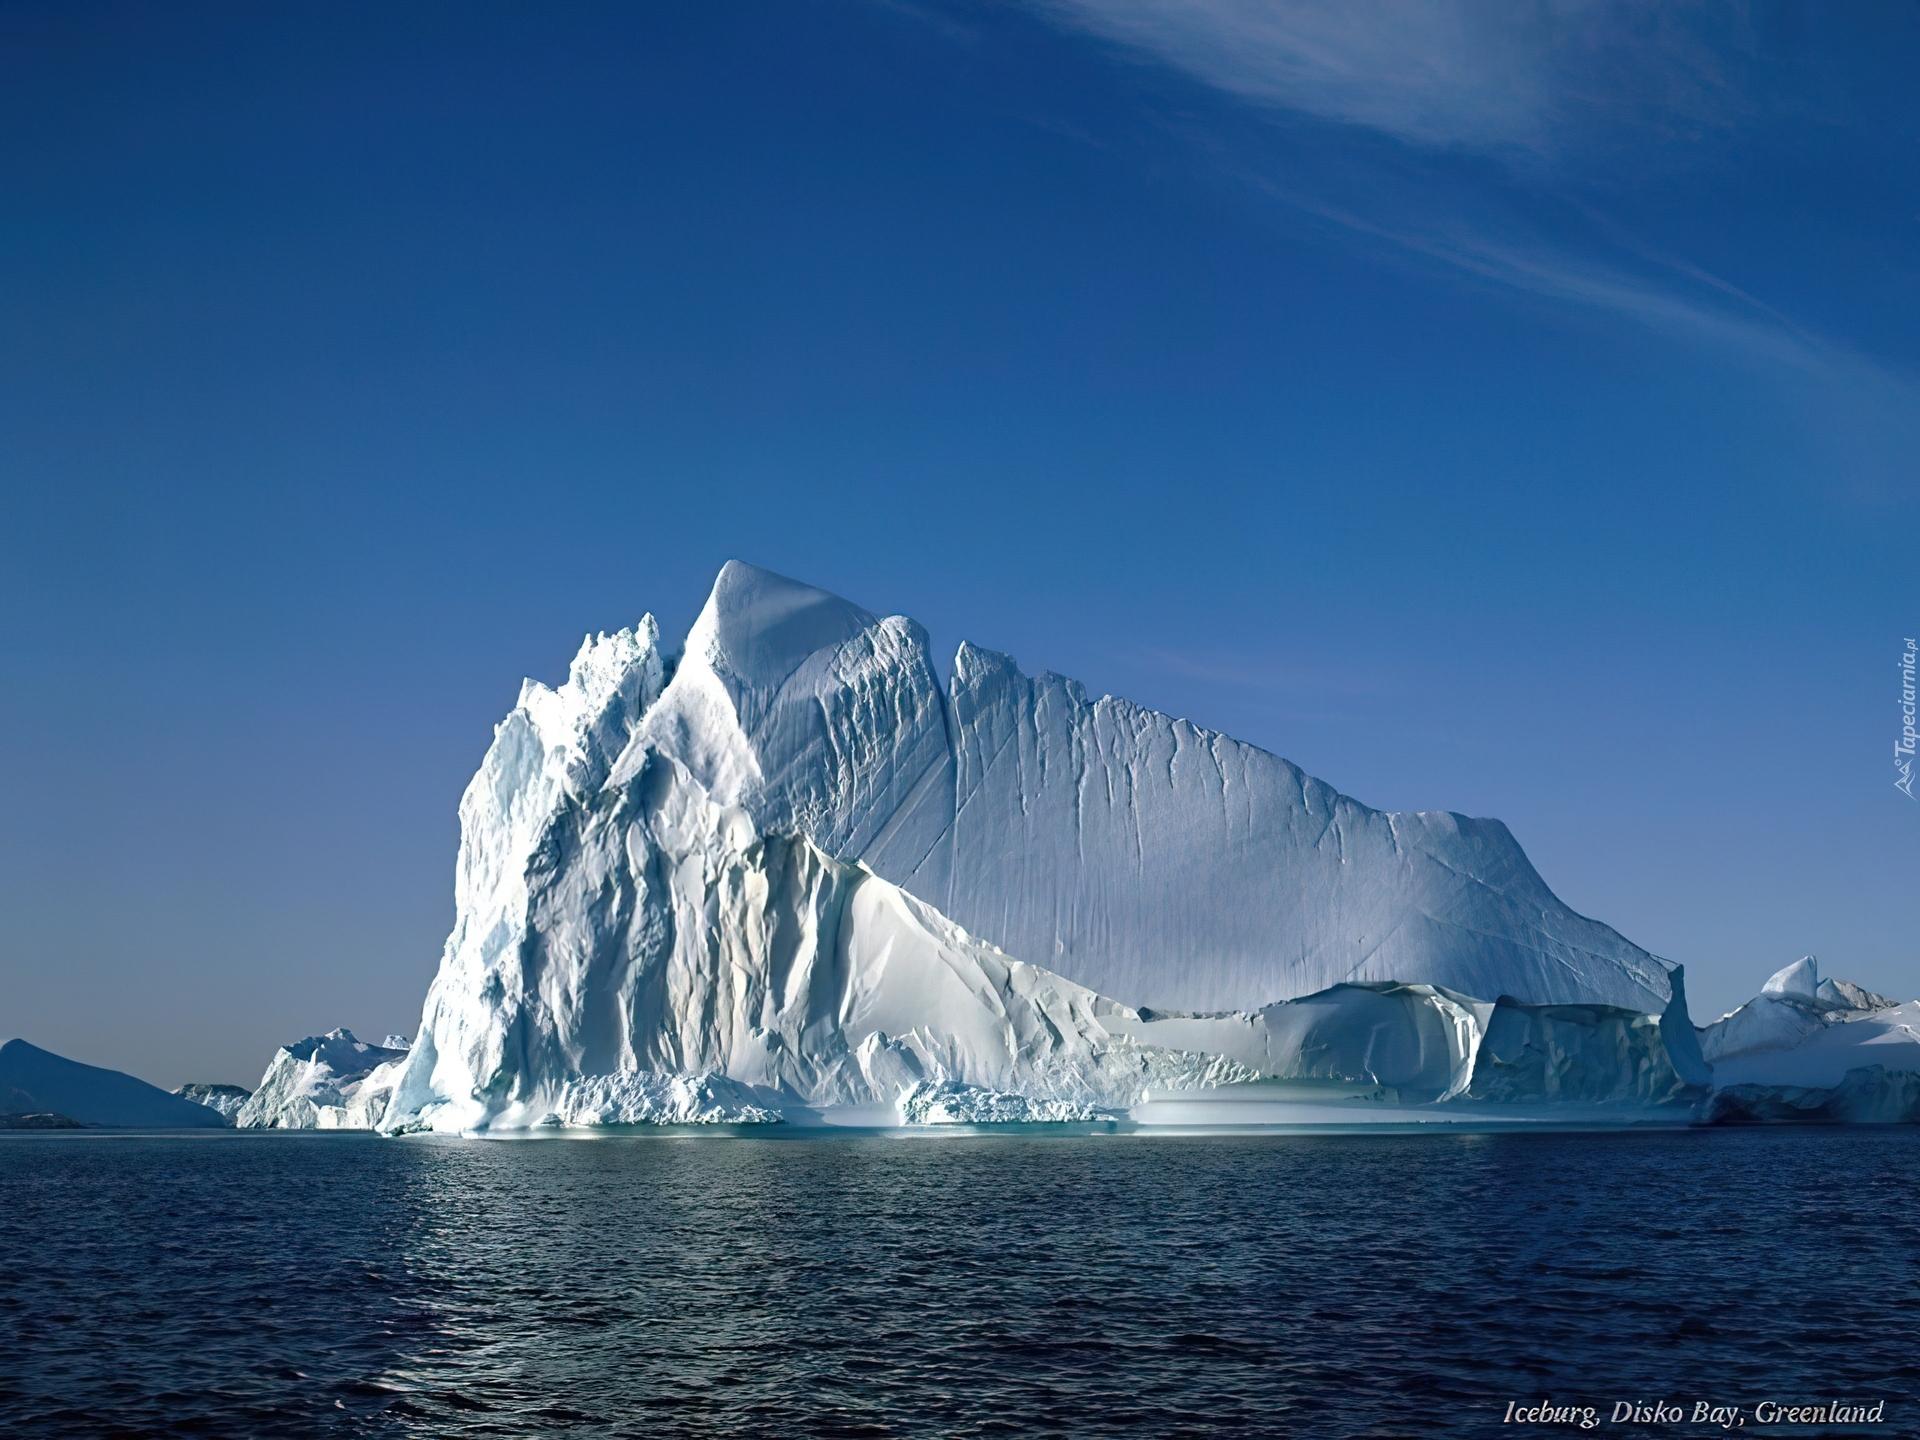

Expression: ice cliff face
xmin=1123 ymin=978 xmax=1708 ymax=1109
xmin=381 ymin=562 xmax=1690 ymax=1132
xmin=387 ymin=807 xmax=1260 ymax=1133
xmin=920 ymin=646 xmax=1672 ymax=1014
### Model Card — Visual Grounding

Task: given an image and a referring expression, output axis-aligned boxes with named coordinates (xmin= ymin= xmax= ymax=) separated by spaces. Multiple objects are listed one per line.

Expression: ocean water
xmin=2 ymin=1126 xmax=1915 ymax=1439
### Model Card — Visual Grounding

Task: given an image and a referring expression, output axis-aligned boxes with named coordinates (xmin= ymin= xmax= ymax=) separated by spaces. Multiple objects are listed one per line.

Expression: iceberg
xmin=236 ymin=1030 xmax=410 ymax=1130
xmin=387 ymin=818 xmax=1268 ymax=1133
xmin=0 ymin=1039 xmax=229 ymax=1128
xmin=1700 ymin=958 xmax=1920 ymax=1123
xmin=174 ymin=1083 xmax=252 ymax=1122
xmin=379 ymin=563 xmax=1709 ymax=1133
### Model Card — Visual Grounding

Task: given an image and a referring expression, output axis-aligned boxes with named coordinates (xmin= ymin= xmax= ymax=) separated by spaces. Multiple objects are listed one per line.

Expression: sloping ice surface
xmin=624 ymin=561 xmax=1672 ymax=1014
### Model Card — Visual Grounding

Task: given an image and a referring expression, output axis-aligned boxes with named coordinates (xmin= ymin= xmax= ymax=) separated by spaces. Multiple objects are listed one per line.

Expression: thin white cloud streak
xmin=1034 ymin=0 xmax=1918 ymax=427
xmin=1037 ymin=0 xmax=1750 ymax=159
xmin=1260 ymin=177 xmax=1915 ymax=411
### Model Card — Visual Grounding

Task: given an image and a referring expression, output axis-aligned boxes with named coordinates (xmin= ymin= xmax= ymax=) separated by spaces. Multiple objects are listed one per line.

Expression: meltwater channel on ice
xmin=206 ymin=562 xmax=1920 ymax=1136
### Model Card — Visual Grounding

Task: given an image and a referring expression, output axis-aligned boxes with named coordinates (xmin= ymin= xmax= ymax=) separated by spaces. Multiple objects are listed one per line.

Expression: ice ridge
xmin=618 ymin=562 xmax=1672 ymax=1014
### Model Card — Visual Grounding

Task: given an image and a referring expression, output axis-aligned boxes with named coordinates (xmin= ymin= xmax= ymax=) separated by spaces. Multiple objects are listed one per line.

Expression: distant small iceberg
xmin=234 ymin=1030 xmax=409 ymax=1130
xmin=174 ymin=1083 xmax=252 ymax=1122
xmin=1699 ymin=957 xmax=1920 ymax=1124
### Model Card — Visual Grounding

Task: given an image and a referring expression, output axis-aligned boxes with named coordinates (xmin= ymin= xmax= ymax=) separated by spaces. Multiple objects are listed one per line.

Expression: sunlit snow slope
xmin=619 ymin=562 xmax=1665 ymax=1011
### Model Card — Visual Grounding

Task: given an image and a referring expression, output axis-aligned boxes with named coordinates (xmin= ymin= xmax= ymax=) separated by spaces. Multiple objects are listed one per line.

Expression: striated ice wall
xmin=620 ymin=562 xmax=1670 ymax=1012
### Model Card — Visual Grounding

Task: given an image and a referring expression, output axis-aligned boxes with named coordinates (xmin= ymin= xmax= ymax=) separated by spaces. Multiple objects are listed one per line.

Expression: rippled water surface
xmin=3 ymin=1126 xmax=1917 ymax=1438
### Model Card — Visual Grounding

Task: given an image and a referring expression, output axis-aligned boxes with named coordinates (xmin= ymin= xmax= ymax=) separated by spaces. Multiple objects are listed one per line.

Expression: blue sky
xmin=2 ymin=1 xmax=1916 ymax=1086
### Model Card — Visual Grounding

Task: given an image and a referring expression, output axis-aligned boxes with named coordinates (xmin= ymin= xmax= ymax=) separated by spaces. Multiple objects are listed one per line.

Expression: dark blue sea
xmin=3 ymin=1126 xmax=1916 ymax=1438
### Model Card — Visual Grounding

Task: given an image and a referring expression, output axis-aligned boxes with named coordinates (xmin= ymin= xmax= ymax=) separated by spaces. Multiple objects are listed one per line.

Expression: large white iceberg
xmin=380 ymin=563 xmax=1710 ymax=1133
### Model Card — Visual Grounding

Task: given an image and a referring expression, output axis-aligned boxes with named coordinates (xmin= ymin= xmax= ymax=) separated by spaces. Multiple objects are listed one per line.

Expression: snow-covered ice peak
xmin=517 ymin=618 xmax=666 ymax=788
xmin=1816 ymin=977 xmax=1895 ymax=1011
xmin=1745 ymin=956 xmax=1897 ymax=1015
xmin=619 ymin=562 xmax=950 ymax=860
xmin=617 ymin=562 xmax=1671 ymax=1013
xmin=283 ymin=1028 xmax=398 ymax=1071
xmin=685 ymin=559 xmax=881 ymax=696
xmin=1761 ymin=956 xmax=1821 ymax=1002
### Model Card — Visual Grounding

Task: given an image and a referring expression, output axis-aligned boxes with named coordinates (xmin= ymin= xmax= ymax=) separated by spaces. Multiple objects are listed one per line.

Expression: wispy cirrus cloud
xmin=1031 ymin=0 xmax=1918 ymax=453
xmin=1036 ymin=0 xmax=1753 ymax=161
xmin=1255 ymin=175 xmax=1906 ymax=403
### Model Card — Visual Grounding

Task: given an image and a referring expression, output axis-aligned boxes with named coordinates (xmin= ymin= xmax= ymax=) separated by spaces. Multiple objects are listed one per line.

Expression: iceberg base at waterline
xmin=370 ymin=820 xmax=1715 ymax=1134
xmin=227 ymin=954 xmax=1920 ymax=1134
xmin=1703 ymin=1066 xmax=1920 ymax=1126
xmin=243 ymin=943 xmax=1915 ymax=1135
xmin=355 ymin=840 xmax=1913 ymax=1135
